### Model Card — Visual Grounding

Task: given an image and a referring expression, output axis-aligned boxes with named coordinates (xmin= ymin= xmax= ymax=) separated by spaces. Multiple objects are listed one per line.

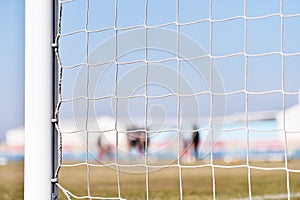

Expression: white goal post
xmin=24 ymin=0 xmax=56 ymax=199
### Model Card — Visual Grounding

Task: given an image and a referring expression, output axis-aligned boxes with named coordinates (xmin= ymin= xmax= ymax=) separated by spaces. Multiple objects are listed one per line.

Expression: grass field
xmin=0 ymin=162 xmax=24 ymax=200
xmin=1 ymin=160 xmax=300 ymax=200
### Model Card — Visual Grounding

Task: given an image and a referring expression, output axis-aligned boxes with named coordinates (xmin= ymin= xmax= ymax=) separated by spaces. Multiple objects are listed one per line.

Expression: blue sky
xmin=1 ymin=0 xmax=300 ymax=140
xmin=58 ymin=0 xmax=300 ymax=125
xmin=0 ymin=1 xmax=24 ymax=140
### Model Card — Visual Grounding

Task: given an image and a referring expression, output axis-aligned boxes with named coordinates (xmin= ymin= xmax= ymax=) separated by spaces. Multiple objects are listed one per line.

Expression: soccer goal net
xmin=53 ymin=0 xmax=300 ymax=199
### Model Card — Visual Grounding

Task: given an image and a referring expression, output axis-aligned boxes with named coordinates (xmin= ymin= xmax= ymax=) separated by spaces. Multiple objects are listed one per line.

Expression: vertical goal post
xmin=25 ymin=0 xmax=58 ymax=199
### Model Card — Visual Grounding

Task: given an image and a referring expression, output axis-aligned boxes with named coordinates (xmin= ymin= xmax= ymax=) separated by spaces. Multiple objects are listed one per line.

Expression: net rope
xmin=54 ymin=0 xmax=300 ymax=199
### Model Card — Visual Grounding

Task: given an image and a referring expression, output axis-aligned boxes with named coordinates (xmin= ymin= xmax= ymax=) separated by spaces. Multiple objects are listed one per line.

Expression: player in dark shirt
xmin=192 ymin=125 xmax=200 ymax=160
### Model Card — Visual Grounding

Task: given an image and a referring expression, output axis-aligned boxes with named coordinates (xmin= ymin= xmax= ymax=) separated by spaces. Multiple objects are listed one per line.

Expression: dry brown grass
xmin=1 ymin=160 xmax=300 ymax=199
xmin=58 ymin=160 xmax=300 ymax=200
xmin=0 ymin=162 xmax=24 ymax=200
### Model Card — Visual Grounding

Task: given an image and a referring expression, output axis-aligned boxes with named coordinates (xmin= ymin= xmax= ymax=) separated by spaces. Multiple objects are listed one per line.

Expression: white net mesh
xmin=54 ymin=0 xmax=300 ymax=199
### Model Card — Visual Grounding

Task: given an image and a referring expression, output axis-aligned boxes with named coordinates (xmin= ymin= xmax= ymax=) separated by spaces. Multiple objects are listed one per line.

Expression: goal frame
xmin=24 ymin=0 xmax=58 ymax=199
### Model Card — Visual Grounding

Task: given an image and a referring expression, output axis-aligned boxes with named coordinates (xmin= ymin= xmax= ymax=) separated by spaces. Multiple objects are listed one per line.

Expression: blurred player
xmin=192 ymin=124 xmax=200 ymax=160
xmin=127 ymin=125 xmax=149 ymax=157
xmin=138 ymin=128 xmax=149 ymax=153
xmin=127 ymin=126 xmax=139 ymax=154
xmin=97 ymin=135 xmax=113 ymax=161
